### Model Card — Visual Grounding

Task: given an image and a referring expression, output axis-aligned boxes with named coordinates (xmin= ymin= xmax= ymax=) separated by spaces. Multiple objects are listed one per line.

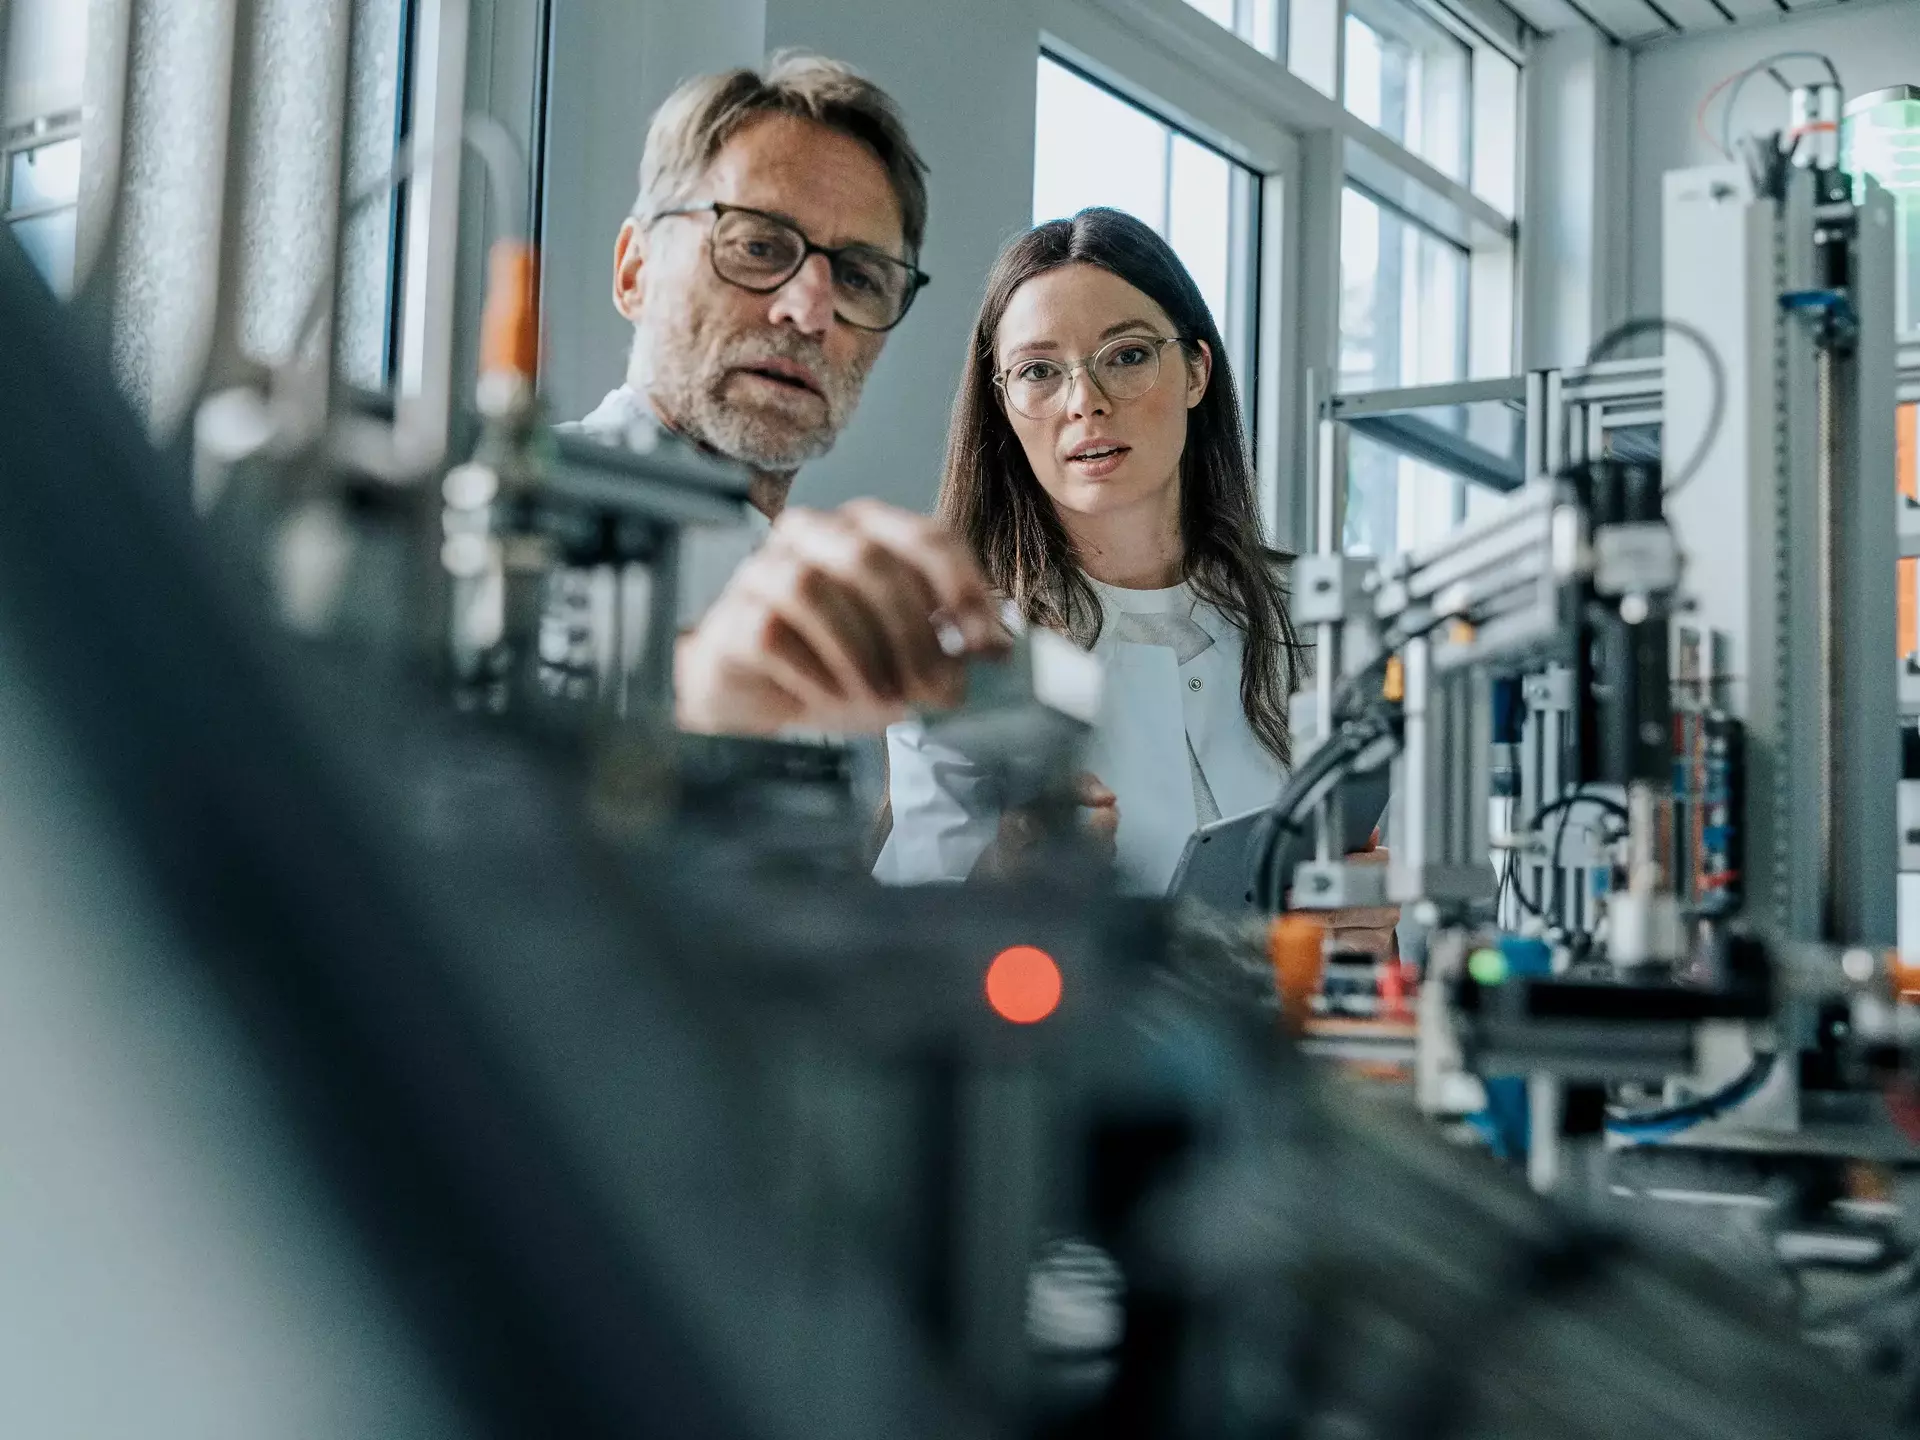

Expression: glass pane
xmin=1471 ymin=47 xmax=1519 ymax=217
xmin=1344 ymin=433 xmax=1462 ymax=558
xmin=1289 ymin=0 xmax=1340 ymax=98
xmin=1034 ymin=59 xmax=1169 ymax=231
xmin=7 ymin=138 xmax=83 ymax=213
xmin=1033 ymin=57 xmax=1259 ymax=388
xmin=1168 ymin=136 xmax=1231 ymax=335
xmin=1343 ymin=0 xmax=1469 ymax=182
xmin=1174 ymin=0 xmax=1284 ymax=56
xmin=1340 ymin=186 xmax=1474 ymax=557
xmin=10 ymin=208 xmax=78 ymax=297
xmin=1340 ymin=187 xmax=1465 ymax=393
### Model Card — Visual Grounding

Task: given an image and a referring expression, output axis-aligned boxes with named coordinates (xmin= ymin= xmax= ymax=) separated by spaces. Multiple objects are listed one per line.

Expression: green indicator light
xmin=1468 ymin=948 xmax=1509 ymax=985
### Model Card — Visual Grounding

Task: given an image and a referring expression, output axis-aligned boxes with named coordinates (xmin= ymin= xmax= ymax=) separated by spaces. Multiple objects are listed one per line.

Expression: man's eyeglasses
xmin=652 ymin=202 xmax=930 ymax=333
xmin=993 ymin=334 xmax=1190 ymax=420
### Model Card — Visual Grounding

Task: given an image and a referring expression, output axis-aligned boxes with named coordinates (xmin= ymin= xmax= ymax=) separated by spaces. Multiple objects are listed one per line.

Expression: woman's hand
xmin=973 ymin=773 xmax=1118 ymax=878
xmin=1319 ymin=839 xmax=1400 ymax=959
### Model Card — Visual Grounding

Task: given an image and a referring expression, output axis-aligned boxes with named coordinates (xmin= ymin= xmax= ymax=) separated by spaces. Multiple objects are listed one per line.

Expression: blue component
xmin=1497 ymin=934 xmax=1552 ymax=977
xmin=1491 ymin=676 xmax=1524 ymax=744
xmin=1469 ymin=935 xmax=1553 ymax=1162
xmin=1778 ymin=289 xmax=1858 ymax=332
xmin=1474 ymin=1077 xmax=1531 ymax=1161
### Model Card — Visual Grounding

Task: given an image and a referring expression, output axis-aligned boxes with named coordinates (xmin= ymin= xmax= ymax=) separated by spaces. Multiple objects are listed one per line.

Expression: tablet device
xmin=1168 ymin=769 xmax=1391 ymax=914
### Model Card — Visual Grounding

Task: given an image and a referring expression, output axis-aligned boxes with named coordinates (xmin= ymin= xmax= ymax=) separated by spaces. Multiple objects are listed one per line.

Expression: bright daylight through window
xmin=1339 ymin=185 xmax=1482 ymax=558
xmin=2 ymin=0 xmax=409 ymax=393
xmin=1033 ymin=56 xmax=1259 ymax=392
xmin=1177 ymin=0 xmax=1284 ymax=59
xmin=1343 ymin=0 xmax=1469 ymax=183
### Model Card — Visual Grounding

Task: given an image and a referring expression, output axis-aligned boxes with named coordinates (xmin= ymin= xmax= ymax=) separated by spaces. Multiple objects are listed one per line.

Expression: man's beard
xmin=635 ymin=314 xmax=869 ymax=471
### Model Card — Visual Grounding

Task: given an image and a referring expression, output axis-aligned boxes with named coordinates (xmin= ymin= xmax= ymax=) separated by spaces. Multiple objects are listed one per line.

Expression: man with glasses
xmin=564 ymin=52 xmax=1005 ymax=736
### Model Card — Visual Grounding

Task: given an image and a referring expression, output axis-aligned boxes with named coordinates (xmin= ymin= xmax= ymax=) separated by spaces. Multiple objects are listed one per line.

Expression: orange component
xmin=985 ymin=945 xmax=1063 ymax=1025
xmin=1267 ymin=913 xmax=1327 ymax=1031
xmin=1890 ymin=956 xmax=1920 ymax=1002
xmin=1383 ymin=655 xmax=1405 ymax=703
xmin=480 ymin=240 xmax=542 ymax=381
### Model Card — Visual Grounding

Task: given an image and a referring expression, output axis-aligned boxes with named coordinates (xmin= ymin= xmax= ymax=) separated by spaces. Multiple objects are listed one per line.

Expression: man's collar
xmin=612 ymin=383 xmax=794 ymax=523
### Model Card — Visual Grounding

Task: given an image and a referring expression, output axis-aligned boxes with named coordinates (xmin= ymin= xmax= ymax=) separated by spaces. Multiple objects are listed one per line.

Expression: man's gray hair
xmin=633 ymin=51 xmax=930 ymax=259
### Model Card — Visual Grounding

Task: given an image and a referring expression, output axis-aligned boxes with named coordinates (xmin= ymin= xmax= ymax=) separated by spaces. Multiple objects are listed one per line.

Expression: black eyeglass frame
xmin=652 ymin=202 xmax=932 ymax=333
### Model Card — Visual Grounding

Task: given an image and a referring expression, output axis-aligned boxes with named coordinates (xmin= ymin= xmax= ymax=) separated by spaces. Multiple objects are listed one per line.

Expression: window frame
xmin=1 ymin=111 xmax=84 ymax=294
xmin=1039 ymin=0 xmax=1517 ymax=553
xmin=1337 ymin=178 xmax=1479 ymax=558
xmin=1342 ymin=0 xmax=1474 ymax=186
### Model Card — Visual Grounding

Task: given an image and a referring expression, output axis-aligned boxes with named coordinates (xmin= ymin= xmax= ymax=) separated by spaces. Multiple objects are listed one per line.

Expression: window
xmin=3 ymin=132 xmax=81 ymax=296
xmin=1178 ymin=0 xmax=1284 ymax=58
xmin=1343 ymin=0 xmax=1469 ymax=183
xmin=3 ymin=0 xmax=88 ymax=296
xmin=3 ymin=0 xmax=410 ymax=397
xmin=1339 ymin=185 xmax=1476 ymax=557
xmin=1032 ymin=57 xmax=1260 ymax=394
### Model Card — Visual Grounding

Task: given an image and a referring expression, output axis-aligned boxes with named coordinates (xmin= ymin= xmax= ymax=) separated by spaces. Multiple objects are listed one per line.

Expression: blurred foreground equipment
xmin=0 ymin=5 xmax=1902 ymax=1434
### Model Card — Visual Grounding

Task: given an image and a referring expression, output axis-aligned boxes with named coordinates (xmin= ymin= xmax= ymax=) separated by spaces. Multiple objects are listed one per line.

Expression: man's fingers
xmin=736 ymin=547 xmax=900 ymax=705
xmin=837 ymin=499 xmax=1002 ymax=649
xmin=1327 ymin=925 xmax=1398 ymax=960
xmin=675 ymin=620 xmax=829 ymax=734
xmin=1325 ymin=905 xmax=1403 ymax=931
xmin=773 ymin=508 xmax=954 ymax=701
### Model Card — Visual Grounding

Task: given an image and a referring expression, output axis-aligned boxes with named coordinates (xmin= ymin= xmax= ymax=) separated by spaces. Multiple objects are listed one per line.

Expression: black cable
xmin=1249 ymin=709 xmax=1398 ymax=913
xmin=1509 ymin=792 xmax=1629 ymax=927
xmin=1583 ymin=316 xmax=1726 ymax=496
xmin=1505 ymin=846 xmax=1542 ymax=920
xmin=1719 ymin=51 xmax=1842 ymax=161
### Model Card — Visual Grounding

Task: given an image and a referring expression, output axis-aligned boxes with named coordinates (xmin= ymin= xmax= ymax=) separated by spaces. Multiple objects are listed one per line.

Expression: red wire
xmin=1695 ymin=68 xmax=1744 ymax=161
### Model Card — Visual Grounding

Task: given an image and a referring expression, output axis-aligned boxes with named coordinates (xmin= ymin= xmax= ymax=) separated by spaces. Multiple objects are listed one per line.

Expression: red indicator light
xmin=986 ymin=946 xmax=1062 ymax=1025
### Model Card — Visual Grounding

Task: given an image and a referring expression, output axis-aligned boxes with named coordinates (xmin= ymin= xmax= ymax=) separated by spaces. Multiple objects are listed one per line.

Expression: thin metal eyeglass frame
xmin=992 ymin=334 xmax=1190 ymax=419
xmin=651 ymin=202 xmax=931 ymax=332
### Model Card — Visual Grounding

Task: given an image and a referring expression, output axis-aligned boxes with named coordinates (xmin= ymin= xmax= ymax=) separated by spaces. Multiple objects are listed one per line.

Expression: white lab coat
xmin=873 ymin=580 xmax=1289 ymax=895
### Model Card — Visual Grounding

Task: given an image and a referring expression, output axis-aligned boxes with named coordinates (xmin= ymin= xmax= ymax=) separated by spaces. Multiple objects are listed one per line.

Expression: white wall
xmin=1518 ymin=27 xmax=1630 ymax=370
xmin=1624 ymin=0 xmax=1920 ymax=328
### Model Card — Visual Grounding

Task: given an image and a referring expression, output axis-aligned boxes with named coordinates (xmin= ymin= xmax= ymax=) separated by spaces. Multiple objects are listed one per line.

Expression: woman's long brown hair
xmin=936 ymin=207 xmax=1304 ymax=765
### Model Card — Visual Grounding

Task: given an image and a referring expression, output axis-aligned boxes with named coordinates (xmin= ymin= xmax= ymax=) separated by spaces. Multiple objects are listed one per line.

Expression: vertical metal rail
xmin=1524 ymin=370 xmax=1548 ymax=482
xmin=1767 ymin=201 xmax=1797 ymax=940
xmin=1313 ymin=384 xmax=1347 ymax=865
xmin=392 ymin=0 xmax=470 ymax=473
xmin=1815 ymin=343 xmax=1840 ymax=939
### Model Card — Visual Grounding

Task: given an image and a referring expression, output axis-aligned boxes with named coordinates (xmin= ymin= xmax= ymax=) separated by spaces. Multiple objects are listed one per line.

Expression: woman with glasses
xmin=875 ymin=207 xmax=1353 ymax=900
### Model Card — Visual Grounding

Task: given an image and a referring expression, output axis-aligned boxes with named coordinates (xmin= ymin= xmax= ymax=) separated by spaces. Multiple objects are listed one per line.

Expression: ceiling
xmin=1502 ymin=0 xmax=1875 ymax=46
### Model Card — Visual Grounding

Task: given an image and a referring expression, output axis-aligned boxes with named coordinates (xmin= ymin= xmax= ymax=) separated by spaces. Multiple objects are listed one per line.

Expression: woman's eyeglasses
xmin=652 ymin=202 xmax=930 ymax=333
xmin=993 ymin=334 xmax=1188 ymax=420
